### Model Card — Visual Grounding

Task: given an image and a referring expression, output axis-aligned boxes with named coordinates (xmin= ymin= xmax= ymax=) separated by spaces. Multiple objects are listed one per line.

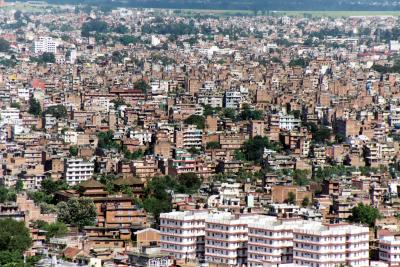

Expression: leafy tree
xmin=222 ymin=108 xmax=236 ymax=120
xmin=184 ymin=115 xmax=205 ymax=129
xmin=234 ymin=149 xmax=246 ymax=161
xmin=15 ymin=180 xmax=23 ymax=192
xmin=176 ymin=172 xmax=201 ymax=194
xmin=238 ymin=104 xmax=263 ymax=120
xmin=37 ymin=221 xmax=68 ymax=241
xmin=113 ymin=24 xmax=128 ymax=34
xmin=349 ymin=203 xmax=381 ymax=227
xmin=0 ymin=187 xmax=16 ymax=203
xmin=286 ymin=192 xmax=296 ymax=205
xmin=28 ymin=191 xmax=53 ymax=204
xmin=119 ymin=35 xmax=138 ymax=45
xmin=206 ymin=141 xmax=221 ymax=149
xmin=44 ymin=105 xmax=68 ymax=119
xmin=0 ymin=219 xmax=32 ymax=253
xmin=69 ymin=146 xmax=78 ymax=156
xmin=302 ymin=197 xmax=310 ymax=207
xmin=10 ymin=102 xmax=20 ymax=109
xmin=289 ymin=58 xmax=308 ymax=68
xmin=293 ymin=169 xmax=310 ymax=186
xmin=0 ymin=38 xmax=10 ymax=52
xmin=97 ymin=130 xmax=121 ymax=150
xmin=123 ymin=148 xmax=144 ymax=160
xmin=57 ymin=197 xmax=97 ymax=231
xmin=81 ymin=19 xmax=108 ymax=37
xmin=134 ymin=79 xmax=150 ymax=94
xmin=111 ymin=98 xmax=126 ymax=109
xmin=242 ymin=136 xmax=281 ymax=163
xmin=143 ymin=176 xmax=175 ymax=225
xmin=28 ymin=97 xmax=42 ymax=116
xmin=41 ymin=179 xmax=69 ymax=196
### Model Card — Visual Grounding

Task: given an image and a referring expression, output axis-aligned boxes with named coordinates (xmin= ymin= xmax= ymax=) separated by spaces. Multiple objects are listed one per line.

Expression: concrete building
xmin=64 ymin=158 xmax=94 ymax=185
xmin=160 ymin=210 xmax=209 ymax=261
xmin=33 ymin=36 xmax=57 ymax=54
xmin=293 ymin=223 xmax=369 ymax=267
xmin=379 ymin=234 xmax=400 ymax=266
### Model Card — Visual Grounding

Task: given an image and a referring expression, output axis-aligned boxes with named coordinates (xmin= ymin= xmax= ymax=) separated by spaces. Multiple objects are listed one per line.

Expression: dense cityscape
xmin=3 ymin=1 xmax=400 ymax=267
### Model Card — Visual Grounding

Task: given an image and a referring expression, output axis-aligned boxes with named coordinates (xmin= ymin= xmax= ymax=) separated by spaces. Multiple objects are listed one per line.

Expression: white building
xmin=224 ymin=91 xmax=242 ymax=109
xmin=390 ymin=40 xmax=400 ymax=52
xmin=279 ymin=114 xmax=301 ymax=130
xmin=0 ymin=107 xmax=20 ymax=125
xmin=248 ymin=217 xmax=309 ymax=266
xmin=379 ymin=234 xmax=400 ymax=266
xmin=293 ymin=223 xmax=369 ymax=267
xmin=64 ymin=158 xmax=94 ymax=185
xmin=160 ymin=211 xmax=369 ymax=267
xmin=205 ymin=213 xmax=263 ymax=266
xmin=33 ymin=37 xmax=57 ymax=54
xmin=160 ymin=210 xmax=209 ymax=261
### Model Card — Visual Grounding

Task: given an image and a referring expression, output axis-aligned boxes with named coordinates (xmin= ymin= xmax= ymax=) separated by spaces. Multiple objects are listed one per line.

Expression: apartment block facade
xmin=293 ymin=224 xmax=369 ymax=267
xmin=160 ymin=211 xmax=369 ymax=267
xmin=160 ymin=210 xmax=209 ymax=261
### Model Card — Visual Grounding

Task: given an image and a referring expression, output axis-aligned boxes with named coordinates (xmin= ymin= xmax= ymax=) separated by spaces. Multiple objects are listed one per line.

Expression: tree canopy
xmin=184 ymin=115 xmax=205 ymax=129
xmin=57 ymin=197 xmax=97 ymax=231
xmin=349 ymin=203 xmax=381 ymax=227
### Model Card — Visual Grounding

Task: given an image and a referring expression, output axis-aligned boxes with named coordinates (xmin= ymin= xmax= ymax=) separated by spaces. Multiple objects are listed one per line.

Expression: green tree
xmin=184 ymin=115 xmax=205 ymax=129
xmin=81 ymin=19 xmax=108 ymax=37
xmin=0 ymin=38 xmax=10 ymax=52
xmin=286 ymin=192 xmax=296 ymax=205
xmin=222 ymin=108 xmax=236 ymax=120
xmin=57 ymin=197 xmax=97 ymax=231
xmin=42 ymin=222 xmax=69 ymax=240
xmin=69 ymin=146 xmax=78 ymax=156
xmin=238 ymin=104 xmax=263 ymax=120
xmin=242 ymin=136 xmax=281 ymax=163
xmin=44 ymin=105 xmax=68 ymax=119
xmin=134 ymin=79 xmax=150 ymax=94
xmin=15 ymin=180 xmax=23 ymax=193
xmin=0 ymin=219 xmax=32 ymax=253
xmin=349 ymin=203 xmax=381 ymax=227
xmin=302 ymin=197 xmax=310 ymax=207
xmin=143 ymin=176 xmax=176 ymax=225
xmin=293 ymin=169 xmax=310 ymax=186
xmin=176 ymin=172 xmax=201 ymax=194
xmin=206 ymin=141 xmax=221 ymax=149
xmin=28 ymin=97 xmax=42 ymax=116
xmin=97 ymin=130 xmax=121 ymax=150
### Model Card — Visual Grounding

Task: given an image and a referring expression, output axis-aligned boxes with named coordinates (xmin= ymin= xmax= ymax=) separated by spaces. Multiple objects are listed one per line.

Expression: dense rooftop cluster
xmin=2 ymin=2 xmax=400 ymax=267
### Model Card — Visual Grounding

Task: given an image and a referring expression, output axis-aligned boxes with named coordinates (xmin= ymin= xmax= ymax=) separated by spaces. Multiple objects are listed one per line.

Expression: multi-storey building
xmin=175 ymin=125 xmax=203 ymax=150
xmin=293 ymin=223 xmax=369 ymax=267
xmin=224 ymin=91 xmax=242 ymax=109
xmin=379 ymin=234 xmax=400 ymax=266
xmin=160 ymin=210 xmax=209 ymax=261
xmin=160 ymin=211 xmax=369 ymax=267
xmin=33 ymin=36 xmax=57 ymax=54
xmin=205 ymin=213 xmax=262 ymax=267
xmin=248 ymin=217 xmax=308 ymax=266
xmin=64 ymin=158 xmax=94 ymax=185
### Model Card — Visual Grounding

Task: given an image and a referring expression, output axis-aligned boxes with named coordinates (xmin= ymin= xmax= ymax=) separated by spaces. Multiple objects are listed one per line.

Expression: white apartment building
xmin=379 ymin=234 xmax=400 ymax=266
xmin=160 ymin=211 xmax=369 ymax=267
xmin=64 ymin=158 xmax=94 ymax=185
xmin=293 ymin=223 xmax=369 ymax=267
xmin=160 ymin=210 xmax=209 ymax=261
xmin=33 ymin=37 xmax=57 ymax=54
xmin=224 ymin=91 xmax=242 ymax=109
xmin=248 ymin=217 xmax=308 ymax=267
xmin=0 ymin=107 xmax=20 ymax=125
xmin=205 ymin=213 xmax=262 ymax=267
xmin=279 ymin=114 xmax=301 ymax=130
